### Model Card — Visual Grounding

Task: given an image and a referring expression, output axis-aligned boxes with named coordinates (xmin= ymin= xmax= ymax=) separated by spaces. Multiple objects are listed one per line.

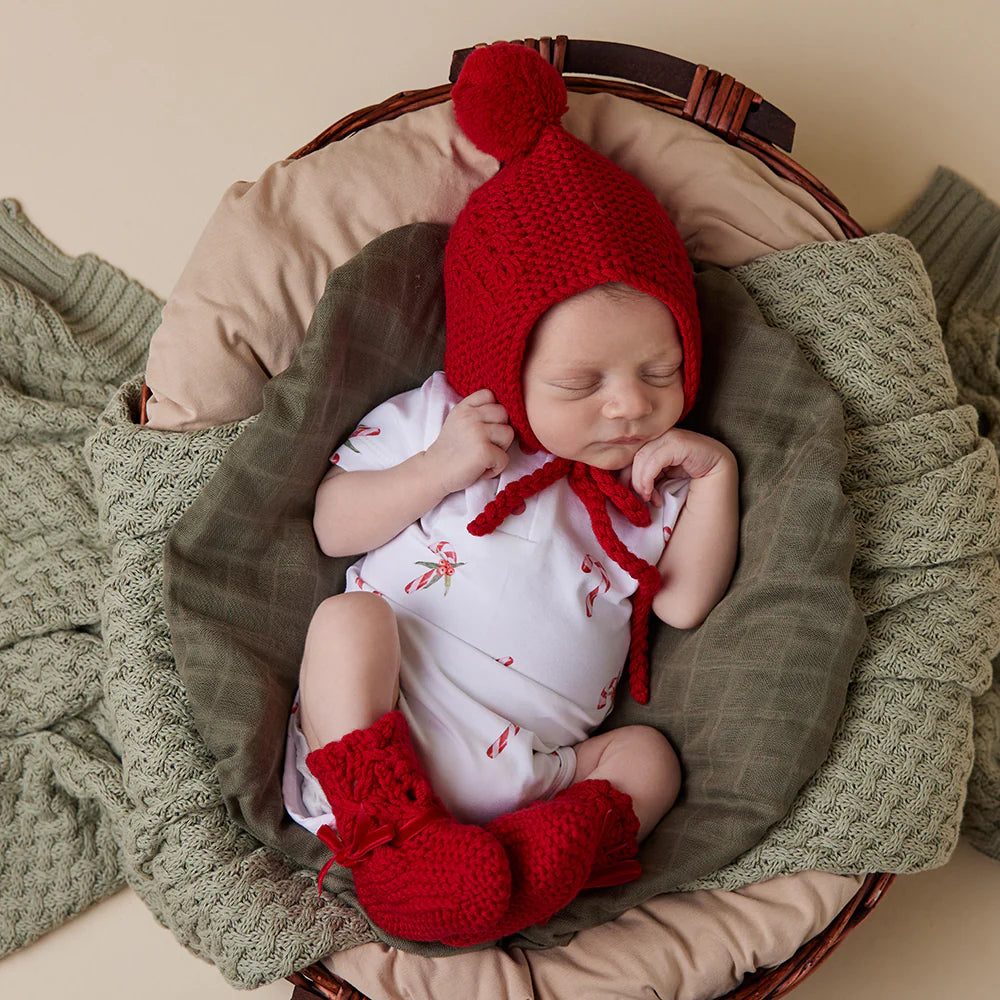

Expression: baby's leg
xmin=298 ymin=591 xmax=401 ymax=751
xmin=573 ymin=725 xmax=681 ymax=841
xmin=298 ymin=591 xmax=511 ymax=942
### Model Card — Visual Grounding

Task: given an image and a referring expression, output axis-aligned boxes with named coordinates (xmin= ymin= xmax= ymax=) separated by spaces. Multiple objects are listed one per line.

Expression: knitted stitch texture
xmin=444 ymin=43 xmax=702 ymax=704
xmin=0 ymin=199 xmax=378 ymax=984
xmin=305 ymin=710 xmax=512 ymax=942
xmin=86 ymin=384 xmax=376 ymax=983
xmin=892 ymin=167 xmax=1000 ymax=863
xmin=685 ymin=230 xmax=1000 ymax=891
xmin=443 ymin=779 xmax=640 ymax=947
xmin=0 ymin=196 xmax=154 ymax=952
xmin=444 ymin=44 xmax=701 ymax=443
xmin=3 ymin=190 xmax=1000 ymax=981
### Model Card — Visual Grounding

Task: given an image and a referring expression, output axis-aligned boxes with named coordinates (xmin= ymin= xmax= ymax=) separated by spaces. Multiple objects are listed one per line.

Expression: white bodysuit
xmin=284 ymin=372 xmax=686 ymax=829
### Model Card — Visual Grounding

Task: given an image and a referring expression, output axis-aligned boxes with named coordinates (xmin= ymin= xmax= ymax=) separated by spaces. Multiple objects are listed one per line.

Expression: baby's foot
xmin=308 ymin=711 xmax=511 ymax=942
xmin=441 ymin=778 xmax=640 ymax=946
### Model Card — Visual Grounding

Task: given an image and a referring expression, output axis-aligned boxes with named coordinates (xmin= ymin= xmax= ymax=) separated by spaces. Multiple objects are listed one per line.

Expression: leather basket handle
xmin=450 ymin=36 xmax=795 ymax=153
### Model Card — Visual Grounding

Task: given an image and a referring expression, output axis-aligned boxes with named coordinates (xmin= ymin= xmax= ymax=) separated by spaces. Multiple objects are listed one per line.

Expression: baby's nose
xmin=603 ymin=381 xmax=653 ymax=420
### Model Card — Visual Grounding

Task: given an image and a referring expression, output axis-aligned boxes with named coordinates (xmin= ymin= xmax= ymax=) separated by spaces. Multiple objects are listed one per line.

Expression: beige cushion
xmin=326 ymin=870 xmax=864 ymax=1000
xmin=144 ymin=95 xmax=844 ymax=431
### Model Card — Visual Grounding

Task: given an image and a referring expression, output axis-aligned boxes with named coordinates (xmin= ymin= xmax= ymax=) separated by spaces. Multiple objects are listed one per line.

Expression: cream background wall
xmin=5 ymin=0 xmax=999 ymax=301
xmin=2 ymin=0 xmax=999 ymax=998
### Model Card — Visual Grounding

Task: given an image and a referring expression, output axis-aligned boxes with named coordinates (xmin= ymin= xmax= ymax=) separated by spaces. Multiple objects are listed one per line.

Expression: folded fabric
xmin=0 ymin=197 xmax=153 ymax=951
xmin=700 ymin=228 xmax=1000 ymax=896
xmin=892 ymin=167 xmax=1000 ymax=864
xmin=0 ymin=199 xmax=370 ymax=982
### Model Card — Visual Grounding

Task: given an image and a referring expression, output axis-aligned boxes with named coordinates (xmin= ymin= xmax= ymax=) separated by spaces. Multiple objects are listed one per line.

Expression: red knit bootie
xmin=306 ymin=710 xmax=511 ymax=942
xmin=583 ymin=785 xmax=643 ymax=890
xmin=441 ymin=778 xmax=641 ymax=946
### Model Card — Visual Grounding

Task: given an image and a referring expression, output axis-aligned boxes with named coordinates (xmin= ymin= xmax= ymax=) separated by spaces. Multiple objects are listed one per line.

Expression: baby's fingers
xmin=487 ymin=422 xmax=516 ymax=450
xmin=462 ymin=390 xmax=509 ymax=425
xmin=480 ymin=444 xmax=510 ymax=480
xmin=632 ymin=437 xmax=684 ymax=501
xmin=475 ymin=403 xmax=512 ymax=426
xmin=461 ymin=388 xmax=497 ymax=406
xmin=630 ymin=452 xmax=659 ymax=503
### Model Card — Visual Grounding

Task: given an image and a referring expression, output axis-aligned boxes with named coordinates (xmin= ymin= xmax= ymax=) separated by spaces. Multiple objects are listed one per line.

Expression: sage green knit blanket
xmin=2 ymin=169 xmax=999 ymax=988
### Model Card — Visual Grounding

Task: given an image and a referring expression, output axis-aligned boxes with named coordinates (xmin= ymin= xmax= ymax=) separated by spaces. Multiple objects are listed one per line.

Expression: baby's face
xmin=522 ymin=286 xmax=685 ymax=470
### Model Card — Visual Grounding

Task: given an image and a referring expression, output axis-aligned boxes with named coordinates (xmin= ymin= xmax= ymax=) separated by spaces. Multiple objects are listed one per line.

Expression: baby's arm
xmin=631 ymin=428 xmax=739 ymax=630
xmin=314 ymin=389 xmax=514 ymax=556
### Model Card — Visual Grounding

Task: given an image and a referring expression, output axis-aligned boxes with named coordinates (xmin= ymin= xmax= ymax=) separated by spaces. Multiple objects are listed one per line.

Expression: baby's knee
xmin=576 ymin=725 xmax=680 ymax=840
xmin=612 ymin=726 xmax=681 ymax=802
xmin=299 ymin=593 xmax=401 ymax=744
xmin=310 ymin=590 xmax=395 ymax=634
xmin=301 ymin=592 xmax=399 ymax=687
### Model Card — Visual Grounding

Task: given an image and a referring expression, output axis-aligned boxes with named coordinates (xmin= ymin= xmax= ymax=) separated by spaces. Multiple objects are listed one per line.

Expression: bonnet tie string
xmin=468 ymin=458 xmax=663 ymax=704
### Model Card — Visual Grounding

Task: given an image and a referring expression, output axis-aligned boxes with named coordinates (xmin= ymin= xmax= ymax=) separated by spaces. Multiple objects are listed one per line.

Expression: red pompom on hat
xmin=444 ymin=43 xmax=703 ymax=704
xmin=450 ymin=42 xmax=568 ymax=162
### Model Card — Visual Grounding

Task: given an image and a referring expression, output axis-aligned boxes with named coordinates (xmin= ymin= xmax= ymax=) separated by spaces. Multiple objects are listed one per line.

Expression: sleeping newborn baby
xmin=283 ymin=41 xmax=738 ymax=946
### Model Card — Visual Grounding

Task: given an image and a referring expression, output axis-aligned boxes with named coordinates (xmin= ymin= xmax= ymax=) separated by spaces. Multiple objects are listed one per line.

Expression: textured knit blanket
xmin=2 ymin=169 xmax=999 ymax=987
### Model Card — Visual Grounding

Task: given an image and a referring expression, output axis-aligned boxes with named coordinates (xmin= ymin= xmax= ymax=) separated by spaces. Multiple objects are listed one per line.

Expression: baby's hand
xmin=631 ymin=428 xmax=734 ymax=507
xmin=425 ymin=389 xmax=515 ymax=494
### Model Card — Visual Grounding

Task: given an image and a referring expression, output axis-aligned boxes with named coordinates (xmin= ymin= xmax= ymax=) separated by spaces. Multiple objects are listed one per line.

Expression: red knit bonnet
xmin=443 ymin=43 xmax=702 ymax=704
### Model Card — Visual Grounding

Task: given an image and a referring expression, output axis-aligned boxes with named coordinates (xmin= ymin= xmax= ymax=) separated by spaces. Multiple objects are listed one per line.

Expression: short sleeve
xmin=658 ymin=478 xmax=690 ymax=543
xmin=331 ymin=371 xmax=459 ymax=472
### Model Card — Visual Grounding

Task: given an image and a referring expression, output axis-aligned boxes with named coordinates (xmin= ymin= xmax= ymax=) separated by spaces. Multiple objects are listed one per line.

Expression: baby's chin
xmin=571 ymin=441 xmax=641 ymax=471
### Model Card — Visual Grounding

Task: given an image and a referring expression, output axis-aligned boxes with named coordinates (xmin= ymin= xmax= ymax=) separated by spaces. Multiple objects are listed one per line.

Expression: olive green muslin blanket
xmin=1 ymin=169 xmax=999 ymax=986
xmin=162 ymin=221 xmax=865 ymax=954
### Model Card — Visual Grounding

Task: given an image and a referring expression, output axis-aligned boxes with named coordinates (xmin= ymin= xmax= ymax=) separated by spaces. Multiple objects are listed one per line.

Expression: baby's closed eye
xmin=640 ymin=365 xmax=681 ymax=385
xmin=549 ymin=377 xmax=602 ymax=394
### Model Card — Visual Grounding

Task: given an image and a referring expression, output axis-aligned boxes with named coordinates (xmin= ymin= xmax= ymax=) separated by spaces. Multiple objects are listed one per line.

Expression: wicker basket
xmin=259 ymin=35 xmax=884 ymax=1000
xmin=287 ymin=874 xmax=896 ymax=1000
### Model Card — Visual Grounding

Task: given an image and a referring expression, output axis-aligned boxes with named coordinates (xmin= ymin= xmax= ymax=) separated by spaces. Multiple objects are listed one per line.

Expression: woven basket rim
xmin=722 ymin=872 xmax=895 ymax=999
xmin=287 ymin=41 xmax=864 ymax=239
